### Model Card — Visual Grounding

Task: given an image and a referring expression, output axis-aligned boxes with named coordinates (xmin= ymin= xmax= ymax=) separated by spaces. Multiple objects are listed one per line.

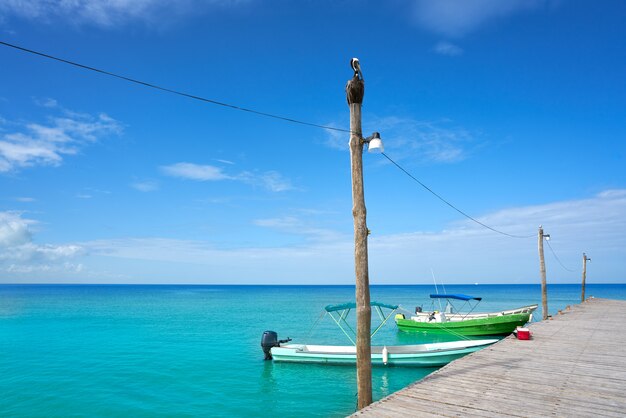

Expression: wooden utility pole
xmin=582 ymin=253 xmax=591 ymax=302
xmin=346 ymin=58 xmax=372 ymax=409
xmin=538 ymin=226 xmax=548 ymax=320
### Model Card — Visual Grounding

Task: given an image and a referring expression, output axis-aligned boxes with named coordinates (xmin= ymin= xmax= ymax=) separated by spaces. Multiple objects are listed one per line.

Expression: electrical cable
xmin=545 ymin=239 xmax=576 ymax=272
xmin=0 ymin=40 xmax=545 ymax=242
xmin=0 ymin=40 xmax=351 ymax=134
xmin=381 ymin=152 xmax=535 ymax=239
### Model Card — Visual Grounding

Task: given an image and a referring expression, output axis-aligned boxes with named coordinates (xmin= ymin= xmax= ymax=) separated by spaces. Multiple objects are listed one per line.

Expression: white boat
xmin=271 ymin=339 xmax=497 ymax=366
xmin=262 ymin=301 xmax=498 ymax=367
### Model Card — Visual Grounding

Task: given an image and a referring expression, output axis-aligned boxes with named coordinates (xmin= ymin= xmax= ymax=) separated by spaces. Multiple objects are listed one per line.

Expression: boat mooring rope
xmin=303 ymin=310 xmax=327 ymax=344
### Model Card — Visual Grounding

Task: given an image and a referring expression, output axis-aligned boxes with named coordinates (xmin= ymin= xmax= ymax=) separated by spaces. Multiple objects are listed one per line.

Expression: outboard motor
xmin=261 ymin=330 xmax=291 ymax=360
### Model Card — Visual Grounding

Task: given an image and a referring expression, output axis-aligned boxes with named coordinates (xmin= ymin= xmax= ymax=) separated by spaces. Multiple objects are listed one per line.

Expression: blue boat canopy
xmin=325 ymin=301 xmax=398 ymax=312
xmin=429 ymin=294 xmax=482 ymax=301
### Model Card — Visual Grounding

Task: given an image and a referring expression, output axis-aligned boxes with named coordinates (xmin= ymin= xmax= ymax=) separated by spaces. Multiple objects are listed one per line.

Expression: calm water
xmin=1 ymin=284 xmax=625 ymax=417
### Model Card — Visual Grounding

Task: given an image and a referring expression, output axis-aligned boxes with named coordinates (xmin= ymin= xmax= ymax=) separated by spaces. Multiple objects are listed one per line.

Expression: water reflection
xmin=260 ymin=356 xmax=442 ymax=417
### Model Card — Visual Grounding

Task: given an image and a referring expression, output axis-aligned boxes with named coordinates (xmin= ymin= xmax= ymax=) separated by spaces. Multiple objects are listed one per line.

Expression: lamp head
xmin=366 ymin=132 xmax=384 ymax=153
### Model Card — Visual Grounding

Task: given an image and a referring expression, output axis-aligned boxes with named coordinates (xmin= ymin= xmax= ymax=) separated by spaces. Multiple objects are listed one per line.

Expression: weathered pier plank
xmin=353 ymin=298 xmax=626 ymax=417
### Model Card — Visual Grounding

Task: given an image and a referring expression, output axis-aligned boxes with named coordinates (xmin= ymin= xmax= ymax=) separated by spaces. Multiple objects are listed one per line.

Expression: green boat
xmin=395 ymin=294 xmax=537 ymax=336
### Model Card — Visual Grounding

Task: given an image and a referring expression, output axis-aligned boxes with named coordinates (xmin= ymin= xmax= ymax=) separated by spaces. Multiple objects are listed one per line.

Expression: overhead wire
xmin=0 ymin=40 xmax=351 ymax=134
xmin=1 ymin=39 xmax=537 ymax=240
xmin=545 ymin=239 xmax=576 ymax=272
xmin=381 ymin=152 xmax=535 ymax=239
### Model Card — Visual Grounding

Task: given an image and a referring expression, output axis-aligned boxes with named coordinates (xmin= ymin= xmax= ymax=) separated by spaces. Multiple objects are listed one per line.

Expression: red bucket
xmin=516 ymin=327 xmax=531 ymax=340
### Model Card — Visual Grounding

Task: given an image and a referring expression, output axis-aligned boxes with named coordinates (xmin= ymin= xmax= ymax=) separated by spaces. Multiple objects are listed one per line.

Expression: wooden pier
xmin=353 ymin=298 xmax=626 ymax=417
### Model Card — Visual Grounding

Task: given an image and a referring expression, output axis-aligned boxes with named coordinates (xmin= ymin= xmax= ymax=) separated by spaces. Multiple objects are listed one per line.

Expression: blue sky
xmin=0 ymin=0 xmax=624 ymax=284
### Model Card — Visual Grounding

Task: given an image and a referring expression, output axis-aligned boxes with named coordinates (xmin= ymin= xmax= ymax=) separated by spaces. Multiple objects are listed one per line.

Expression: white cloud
xmin=321 ymin=123 xmax=348 ymax=150
xmin=14 ymin=197 xmax=36 ymax=202
xmin=82 ymin=236 xmax=353 ymax=284
xmin=131 ymin=180 xmax=159 ymax=192
xmin=33 ymin=243 xmax=83 ymax=260
xmin=2 ymin=190 xmax=623 ymax=283
xmin=34 ymin=97 xmax=59 ymax=108
xmin=0 ymin=211 xmax=32 ymax=247
xmin=254 ymin=216 xmax=301 ymax=229
xmin=413 ymin=0 xmax=549 ymax=38
xmin=74 ymin=189 xmax=626 ymax=284
xmin=0 ymin=212 xmax=84 ymax=275
xmin=254 ymin=214 xmax=345 ymax=242
xmin=161 ymin=162 xmax=232 ymax=181
xmin=597 ymin=189 xmax=626 ymax=199
xmin=162 ymin=162 xmax=295 ymax=192
xmin=216 ymin=159 xmax=235 ymax=165
xmin=379 ymin=117 xmax=473 ymax=164
xmin=368 ymin=189 xmax=626 ymax=283
xmin=6 ymin=261 xmax=83 ymax=274
xmin=325 ymin=116 xmax=472 ymax=164
xmin=434 ymin=41 xmax=464 ymax=56
xmin=0 ymin=109 xmax=122 ymax=172
xmin=244 ymin=170 xmax=294 ymax=192
xmin=0 ymin=0 xmax=246 ymax=28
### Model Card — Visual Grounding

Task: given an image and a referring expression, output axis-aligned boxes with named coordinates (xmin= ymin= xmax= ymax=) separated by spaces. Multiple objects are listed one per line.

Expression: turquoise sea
xmin=2 ymin=283 xmax=625 ymax=417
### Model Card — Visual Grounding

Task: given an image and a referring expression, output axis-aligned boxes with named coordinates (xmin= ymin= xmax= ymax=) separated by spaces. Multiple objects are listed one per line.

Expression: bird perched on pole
xmin=346 ymin=57 xmax=364 ymax=104
xmin=351 ymin=57 xmax=363 ymax=81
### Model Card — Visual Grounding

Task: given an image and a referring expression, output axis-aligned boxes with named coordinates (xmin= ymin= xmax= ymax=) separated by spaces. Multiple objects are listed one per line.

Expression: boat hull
xmin=270 ymin=339 xmax=497 ymax=367
xmin=396 ymin=311 xmax=532 ymax=336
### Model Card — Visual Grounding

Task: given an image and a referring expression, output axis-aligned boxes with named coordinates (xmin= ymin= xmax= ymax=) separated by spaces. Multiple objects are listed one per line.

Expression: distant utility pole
xmin=582 ymin=253 xmax=591 ymax=302
xmin=538 ymin=226 xmax=549 ymax=320
xmin=346 ymin=58 xmax=372 ymax=409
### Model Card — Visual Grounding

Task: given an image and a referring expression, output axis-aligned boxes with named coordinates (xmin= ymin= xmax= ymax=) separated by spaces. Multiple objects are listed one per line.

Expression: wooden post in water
xmin=538 ymin=226 xmax=549 ymax=320
xmin=582 ymin=253 xmax=591 ymax=302
xmin=346 ymin=58 xmax=372 ymax=409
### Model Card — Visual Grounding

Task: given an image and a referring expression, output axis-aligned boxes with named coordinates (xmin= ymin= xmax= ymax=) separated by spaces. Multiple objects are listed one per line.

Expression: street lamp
xmin=582 ymin=253 xmax=591 ymax=302
xmin=364 ymin=132 xmax=384 ymax=153
xmin=346 ymin=58 xmax=382 ymax=409
xmin=538 ymin=226 xmax=549 ymax=320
